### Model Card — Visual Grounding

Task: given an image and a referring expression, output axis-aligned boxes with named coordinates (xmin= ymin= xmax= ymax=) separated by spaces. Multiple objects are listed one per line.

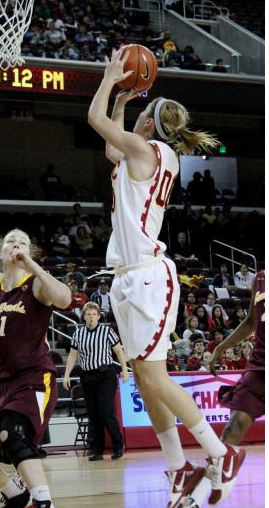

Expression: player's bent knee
xmin=0 ymin=415 xmax=39 ymax=468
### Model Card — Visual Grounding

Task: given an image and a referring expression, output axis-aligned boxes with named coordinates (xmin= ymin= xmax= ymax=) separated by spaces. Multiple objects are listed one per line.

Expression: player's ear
xmin=145 ymin=116 xmax=154 ymax=126
xmin=145 ymin=117 xmax=154 ymax=135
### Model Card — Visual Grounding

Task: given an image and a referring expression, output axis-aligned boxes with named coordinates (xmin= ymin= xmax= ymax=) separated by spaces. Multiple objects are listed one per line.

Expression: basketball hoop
xmin=0 ymin=0 xmax=34 ymax=70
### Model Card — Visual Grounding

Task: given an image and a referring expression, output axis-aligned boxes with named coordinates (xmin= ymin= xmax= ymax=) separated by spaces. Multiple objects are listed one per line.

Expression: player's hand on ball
xmin=115 ymin=88 xmax=140 ymax=105
xmin=104 ymin=47 xmax=134 ymax=83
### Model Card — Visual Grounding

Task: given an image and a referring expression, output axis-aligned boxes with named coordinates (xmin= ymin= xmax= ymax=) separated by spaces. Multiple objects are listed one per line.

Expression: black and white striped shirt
xmin=71 ymin=324 xmax=120 ymax=371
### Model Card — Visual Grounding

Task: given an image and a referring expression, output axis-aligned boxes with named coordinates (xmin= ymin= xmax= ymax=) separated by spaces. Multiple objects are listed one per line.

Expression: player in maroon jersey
xmin=208 ymin=270 xmax=264 ymax=501
xmin=0 ymin=229 xmax=71 ymax=508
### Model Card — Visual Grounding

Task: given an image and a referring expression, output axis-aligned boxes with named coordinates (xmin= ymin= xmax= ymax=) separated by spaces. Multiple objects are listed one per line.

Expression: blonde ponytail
xmin=149 ymin=97 xmax=220 ymax=155
xmin=171 ymin=127 xmax=220 ymax=156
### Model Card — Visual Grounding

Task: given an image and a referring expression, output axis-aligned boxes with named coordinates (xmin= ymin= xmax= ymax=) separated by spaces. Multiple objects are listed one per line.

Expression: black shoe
xmin=88 ymin=453 xmax=103 ymax=461
xmin=111 ymin=450 xmax=124 ymax=460
xmin=0 ymin=489 xmax=30 ymax=508
xmin=32 ymin=500 xmax=51 ymax=508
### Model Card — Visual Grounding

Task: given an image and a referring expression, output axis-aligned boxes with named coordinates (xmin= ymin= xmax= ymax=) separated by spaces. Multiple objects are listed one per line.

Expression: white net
xmin=0 ymin=0 xmax=34 ymax=70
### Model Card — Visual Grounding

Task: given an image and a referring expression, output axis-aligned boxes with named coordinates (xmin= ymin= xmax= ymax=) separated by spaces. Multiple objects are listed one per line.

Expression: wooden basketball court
xmin=4 ymin=444 xmax=263 ymax=508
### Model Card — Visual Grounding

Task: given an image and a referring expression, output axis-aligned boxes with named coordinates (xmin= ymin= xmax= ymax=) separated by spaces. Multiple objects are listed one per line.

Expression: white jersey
xmin=106 ymin=140 xmax=179 ymax=267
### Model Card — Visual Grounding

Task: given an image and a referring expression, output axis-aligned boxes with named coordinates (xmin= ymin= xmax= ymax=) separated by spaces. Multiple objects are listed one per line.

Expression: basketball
xmin=117 ymin=44 xmax=158 ymax=92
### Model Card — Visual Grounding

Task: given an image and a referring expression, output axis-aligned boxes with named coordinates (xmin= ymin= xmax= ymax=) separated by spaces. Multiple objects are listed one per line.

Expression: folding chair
xmin=71 ymin=384 xmax=89 ymax=448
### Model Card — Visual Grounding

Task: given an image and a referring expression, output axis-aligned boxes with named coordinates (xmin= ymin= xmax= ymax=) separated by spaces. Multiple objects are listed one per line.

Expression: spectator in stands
xmin=73 ymin=225 xmax=94 ymax=256
xmin=74 ymin=23 xmax=94 ymax=46
xmin=234 ymin=263 xmax=255 ymax=290
xmin=180 ymin=203 xmax=198 ymax=229
xmin=183 ymin=315 xmax=205 ymax=341
xmin=166 ymin=348 xmax=180 ymax=371
xmin=203 ymin=292 xmax=229 ymax=320
xmin=72 ymin=203 xmax=88 ymax=222
xmin=237 ymin=341 xmax=253 ymax=369
xmin=187 ymin=338 xmax=206 ymax=371
xmin=186 ymin=171 xmax=203 ymax=204
xmin=202 ymin=169 xmax=216 ymax=204
xmin=34 ymin=0 xmax=51 ymax=21
xmin=63 ymin=261 xmax=85 ymax=289
xmin=210 ymin=305 xmax=229 ymax=334
xmin=193 ymin=305 xmax=212 ymax=335
xmin=162 ymin=30 xmax=181 ymax=67
xmin=212 ymin=59 xmax=227 ymax=73
xmin=173 ymin=332 xmax=198 ymax=371
xmin=63 ymin=302 xmax=129 ymax=461
xmin=173 ymin=231 xmax=197 ymax=262
xmin=93 ymin=217 xmax=111 ymax=250
xmin=229 ymin=306 xmax=246 ymax=330
xmin=40 ymin=163 xmax=64 ymax=200
xmin=67 ymin=280 xmax=88 ymax=317
xmin=35 ymin=224 xmax=50 ymax=248
xmin=50 ymin=232 xmax=70 ymax=258
xmin=212 ymin=263 xmax=234 ymax=288
xmin=182 ymin=45 xmax=205 ymax=71
xmin=68 ymin=216 xmax=92 ymax=237
xmin=222 ymin=347 xmax=239 ymax=370
xmin=183 ymin=292 xmax=197 ymax=318
xmin=44 ymin=20 xmax=66 ymax=46
xmin=199 ymin=351 xmax=212 ymax=371
xmin=54 ymin=226 xmax=70 ymax=248
xmin=202 ymin=204 xmax=217 ymax=225
xmin=216 ymin=202 xmax=234 ymax=227
xmin=90 ymin=278 xmax=113 ymax=317
xmin=207 ymin=328 xmax=225 ymax=354
xmin=59 ymin=38 xmax=80 ymax=59
xmin=32 ymin=243 xmax=49 ymax=265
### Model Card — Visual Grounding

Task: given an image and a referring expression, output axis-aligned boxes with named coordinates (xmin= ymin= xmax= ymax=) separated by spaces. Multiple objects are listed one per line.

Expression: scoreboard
xmin=0 ymin=65 xmax=102 ymax=96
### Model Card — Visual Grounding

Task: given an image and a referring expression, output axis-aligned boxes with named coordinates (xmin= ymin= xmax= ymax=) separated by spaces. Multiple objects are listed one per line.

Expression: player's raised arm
xmin=11 ymin=249 xmax=71 ymax=309
xmin=106 ymin=89 xmax=139 ymax=164
xmin=88 ymin=48 xmax=150 ymax=160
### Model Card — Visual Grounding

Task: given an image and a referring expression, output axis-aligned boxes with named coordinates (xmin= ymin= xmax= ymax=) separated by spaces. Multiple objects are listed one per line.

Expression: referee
xmin=63 ymin=302 xmax=129 ymax=461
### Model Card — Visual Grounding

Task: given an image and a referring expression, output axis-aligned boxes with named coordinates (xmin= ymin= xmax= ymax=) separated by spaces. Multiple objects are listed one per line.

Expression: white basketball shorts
xmin=110 ymin=257 xmax=180 ymax=361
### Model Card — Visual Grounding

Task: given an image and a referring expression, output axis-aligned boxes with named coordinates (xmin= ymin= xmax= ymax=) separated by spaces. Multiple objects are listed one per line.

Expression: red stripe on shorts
xmin=138 ymin=260 xmax=173 ymax=360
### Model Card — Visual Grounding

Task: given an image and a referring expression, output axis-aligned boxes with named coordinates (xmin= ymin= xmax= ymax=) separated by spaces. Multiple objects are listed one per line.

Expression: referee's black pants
xmin=81 ymin=366 xmax=123 ymax=454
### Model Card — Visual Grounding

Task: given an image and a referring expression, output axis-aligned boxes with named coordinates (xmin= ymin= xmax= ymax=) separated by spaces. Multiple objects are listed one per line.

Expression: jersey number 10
xmin=156 ymin=170 xmax=175 ymax=208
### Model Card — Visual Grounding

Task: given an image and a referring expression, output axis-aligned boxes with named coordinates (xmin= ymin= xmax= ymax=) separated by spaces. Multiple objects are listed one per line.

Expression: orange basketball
xmin=117 ymin=44 xmax=158 ymax=92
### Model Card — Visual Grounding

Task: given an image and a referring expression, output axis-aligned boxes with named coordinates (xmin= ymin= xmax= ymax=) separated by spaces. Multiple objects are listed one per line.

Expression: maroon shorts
xmin=0 ymin=371 xmax=58 ymax=446
xmin=218 ymin=369 xmax=265 ymax=421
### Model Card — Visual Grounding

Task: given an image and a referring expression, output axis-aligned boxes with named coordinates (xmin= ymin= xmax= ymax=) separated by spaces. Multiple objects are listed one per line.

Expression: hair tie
xmin=154 ymin=98 xmax=169 ymax=140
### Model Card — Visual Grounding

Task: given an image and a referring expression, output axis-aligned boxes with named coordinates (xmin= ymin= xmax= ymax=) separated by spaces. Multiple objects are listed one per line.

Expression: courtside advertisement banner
xmin=119 ymin=372 xmax=264 ymax=427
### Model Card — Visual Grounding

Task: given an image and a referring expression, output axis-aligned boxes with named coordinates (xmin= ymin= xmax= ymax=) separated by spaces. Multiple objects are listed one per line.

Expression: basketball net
xmin=0 ymin=0 xmax=34 ymax=70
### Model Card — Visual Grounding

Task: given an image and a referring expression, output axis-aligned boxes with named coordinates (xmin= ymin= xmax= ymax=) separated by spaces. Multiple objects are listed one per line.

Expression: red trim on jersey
xmin=138 ymin=261 xmax=173 ymax=360
xmin=140 ymin=143 xmax=162 ymax=256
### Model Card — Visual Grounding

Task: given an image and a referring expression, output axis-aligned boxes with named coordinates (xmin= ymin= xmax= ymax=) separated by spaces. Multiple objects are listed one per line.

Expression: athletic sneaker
xmin=32 ymin=500 xmax=51 ymax=508
xmin=206 ymin=444 xmax=246 ymax=505
xmin=0 ymin=489 xmax=30 ymax=508
xmin=165 ymin=461 xmax=205 ymax=508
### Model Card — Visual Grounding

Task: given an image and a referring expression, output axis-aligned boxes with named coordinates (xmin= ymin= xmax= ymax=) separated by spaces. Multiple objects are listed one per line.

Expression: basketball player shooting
xmin=87 ymin=47 xmax=245 ymax=508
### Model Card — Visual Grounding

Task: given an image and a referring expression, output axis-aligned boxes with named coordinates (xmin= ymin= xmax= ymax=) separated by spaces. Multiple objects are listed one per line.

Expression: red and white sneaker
xmin=165 ymin=461 xmax=205 ymax=508
xmin=206 ymin=444 xmax=246 ymax=505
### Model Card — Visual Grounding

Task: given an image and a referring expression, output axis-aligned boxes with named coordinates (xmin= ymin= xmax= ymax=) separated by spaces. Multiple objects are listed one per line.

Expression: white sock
xmin=189 ymin=418 xmax=227 ymax=459
xmin=1 ymin=477 xmax=23 ymax=498
xmin=157 ymin=427 xmax=185 ymax=471
xmin=191 ymin=476 xmax=212 ymax=505
xmin=30 ymin=485 xmax=51 ymax=502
